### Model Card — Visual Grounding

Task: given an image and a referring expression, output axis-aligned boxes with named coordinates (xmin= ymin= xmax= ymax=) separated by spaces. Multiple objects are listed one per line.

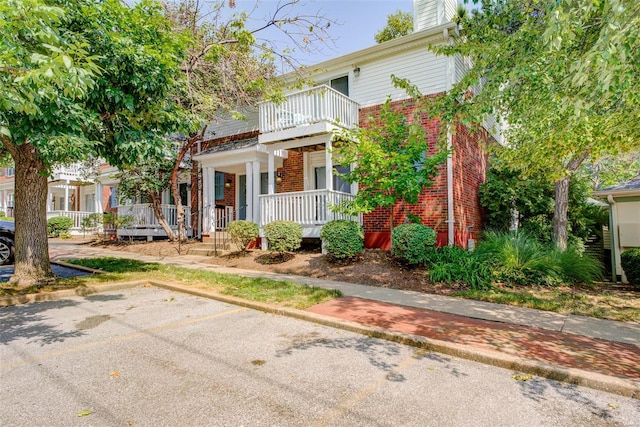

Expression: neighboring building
xmin=3 ymin=162 xmax=193 ymax=240
xmin=594 ymin=175 xmax=640 ymax=283
xmin=193 ymin=0 xmax=500 ymax=249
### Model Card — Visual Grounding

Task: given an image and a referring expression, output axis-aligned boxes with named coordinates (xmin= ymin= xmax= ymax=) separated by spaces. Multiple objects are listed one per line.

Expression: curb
xmin=2 ymin=279 xmax=639 ymax=399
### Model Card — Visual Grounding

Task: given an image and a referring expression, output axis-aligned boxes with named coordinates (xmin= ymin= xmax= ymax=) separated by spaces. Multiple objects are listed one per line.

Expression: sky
xmin=231 ymin=0 xmax=415 ymax=68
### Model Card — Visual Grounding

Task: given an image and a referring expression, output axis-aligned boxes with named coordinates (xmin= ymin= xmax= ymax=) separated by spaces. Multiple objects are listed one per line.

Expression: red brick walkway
xmin=308 ymin=297 xmax=640 ymax=381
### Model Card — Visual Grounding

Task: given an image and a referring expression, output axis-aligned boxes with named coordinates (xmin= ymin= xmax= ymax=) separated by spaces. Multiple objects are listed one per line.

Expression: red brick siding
xmin=279 ymin=151 xmax=304 ymax=193
xmin=358 ymin=97 xmax=489 ymax=249
xmin=452 ymin=123 xmax=488 ymax=247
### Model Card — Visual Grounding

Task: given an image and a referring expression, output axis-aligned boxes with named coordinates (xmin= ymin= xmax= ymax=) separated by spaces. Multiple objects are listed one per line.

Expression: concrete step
xmin=186 ymin=242 xmax=231 ymax=256
xmin=202 ymin=233 xmax=229 ymax=244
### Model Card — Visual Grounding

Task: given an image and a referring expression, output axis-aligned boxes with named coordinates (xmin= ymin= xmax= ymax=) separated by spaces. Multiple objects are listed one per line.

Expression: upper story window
xmin=5 ymin=168 xmax=14 ymax=177
xmin=330 ymin=76 xmax=349 ymax=97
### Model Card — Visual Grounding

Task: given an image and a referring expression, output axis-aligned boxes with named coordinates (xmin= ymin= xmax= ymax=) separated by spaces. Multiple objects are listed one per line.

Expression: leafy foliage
xmin=333 ymin=86 xmax=447 ymax=224
xmin=264 ymin=220 xmax=302 ymax=254
xmin=426 ymin=0 xmax=639 ymax=249
xmin=621 ymin=248 xmax=640 ymax=288
xmin=47 ymin=216 xmax=73 ymax=237
xmin=320 ymin=220 xmax=364 ymax=261
xmin=227 ymin=220 xmax=259 ymax=252
xmin=479 ymin=161 xmax=607 ymax=245
xmin=391 ymin=223 xmax=437 ymax=265
xmin=374 ymin=9 xmax=413 ymax=43
xmin=474 ymin=231 xmax=602 ymax=286
xmin=425 ymin=246 xmax=493 ymax=290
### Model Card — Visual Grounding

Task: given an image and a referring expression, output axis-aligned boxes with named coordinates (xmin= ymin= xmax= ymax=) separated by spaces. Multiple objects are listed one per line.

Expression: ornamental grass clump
xmin=227 ymin=220 xmax=259 ymax=252
xmin=621 ymin=248 xmax=640 ymax=288
xmin=264 ymin=220 xmax=302 ymax=255
xmin=321 ymin=220 xmax=364 ymax=261
xmin=391 ymin=223 xmax=437 ymax=265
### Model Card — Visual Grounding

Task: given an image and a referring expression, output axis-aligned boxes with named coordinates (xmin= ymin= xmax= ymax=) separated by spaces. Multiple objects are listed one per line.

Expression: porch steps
xmin=186 ymin=232 xmax=232 ymax=256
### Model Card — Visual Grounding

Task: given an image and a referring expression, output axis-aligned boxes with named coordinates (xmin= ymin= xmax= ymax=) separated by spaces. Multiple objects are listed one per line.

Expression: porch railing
xmin=259 ymin=85 xmax=359 ymax=134
xmin=117 ymin=204 xmax=192 ymax=229
xmin=259 ymin=189 xmax=361 ymax=228
xmin=47 ymin=210 xmax=94 ymax=231
xmin=202 ymin=205 xmax=234 ymax=233
xmin=51 ymin=163 xmax=84 ymax=181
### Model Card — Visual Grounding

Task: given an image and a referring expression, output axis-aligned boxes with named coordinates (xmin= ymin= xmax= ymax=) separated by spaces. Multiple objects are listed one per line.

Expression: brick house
xmin=193 ymin=0 xmax=501 ymax=249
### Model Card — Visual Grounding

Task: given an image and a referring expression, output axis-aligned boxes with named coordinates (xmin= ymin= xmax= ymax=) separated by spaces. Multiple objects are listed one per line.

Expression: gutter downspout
xmin=447 ymin=130 xmax=454 ymax=246
xmin=607 ymin=195 xmax=618 ymax=282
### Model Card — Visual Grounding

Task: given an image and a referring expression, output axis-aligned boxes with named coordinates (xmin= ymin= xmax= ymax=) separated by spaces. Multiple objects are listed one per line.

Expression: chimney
xmin=413 ymin=0 xmax=458 ymax=32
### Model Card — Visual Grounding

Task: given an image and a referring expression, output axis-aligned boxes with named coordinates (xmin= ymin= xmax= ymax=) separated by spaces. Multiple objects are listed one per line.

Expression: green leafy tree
xmin=480 ymin=161 xmax=606 ymax=246
xmin=162 ymin=0 xmax=336 ymax=241
xmin=0 ymin=0 xmax=190 ymax=286
xmin=333 ymin=84 xmax=447 ymax=230
xmin=375 ymin=9 xmax=413 ymax=43
xmin=427 ymin=0 xmax=639 ymax=250
xmin=115 ymin=151 xmax=178 ymax=238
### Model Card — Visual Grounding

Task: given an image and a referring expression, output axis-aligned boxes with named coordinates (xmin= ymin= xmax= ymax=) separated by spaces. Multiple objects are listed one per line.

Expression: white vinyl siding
xmin=351 ymin=48 xmax=448 ymax=107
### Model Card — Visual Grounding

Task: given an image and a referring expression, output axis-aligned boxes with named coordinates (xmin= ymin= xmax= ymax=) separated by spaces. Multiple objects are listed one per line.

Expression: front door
xmin=314 ymin=166 xmax=326 ymax=190
xmin=238 ymin=175 xmax=247 ymax=220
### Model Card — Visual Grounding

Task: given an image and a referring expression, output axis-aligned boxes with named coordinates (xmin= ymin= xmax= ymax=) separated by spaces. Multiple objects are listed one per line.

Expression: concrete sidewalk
xmin=48 ymin=242 xmax=640 ymax=397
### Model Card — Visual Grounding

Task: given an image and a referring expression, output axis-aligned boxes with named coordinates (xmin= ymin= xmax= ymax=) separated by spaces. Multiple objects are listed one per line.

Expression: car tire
xmin=0 ymin=237 xmax=14 ymax=265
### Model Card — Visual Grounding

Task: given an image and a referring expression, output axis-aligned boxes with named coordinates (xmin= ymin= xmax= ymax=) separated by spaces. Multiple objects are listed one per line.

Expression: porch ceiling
xmin=288 ymin=143 xmax=326 ymax=153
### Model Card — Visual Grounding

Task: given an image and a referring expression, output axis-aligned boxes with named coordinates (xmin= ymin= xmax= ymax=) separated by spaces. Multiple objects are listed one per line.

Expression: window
xmin=214 ymin=172 xmax=225 ymax=200
xmin=330 ymin=76 xmax=349 ymax=96
xmin=5 ymin=168 xmax=14 ymax=177
xmin=333 ymin=165 xmax=351 ymax=194
xmin=260 ymin=172 xmax=278 ymax=195
xmin=109 ymin=186 xmax=118 ymax=208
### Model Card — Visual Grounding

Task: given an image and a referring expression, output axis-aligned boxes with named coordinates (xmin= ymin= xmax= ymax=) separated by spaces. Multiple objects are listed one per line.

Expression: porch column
xmin=47 ymin=192 xmax=53 ymax=212
xmin=245 ymin=162 xmax=253 ymax=222
xmin=267 ymin=150 xmax=275 ymax=195
xmin=252 ymin=161 xmax=260 ymax=224
xmin=94 ymin=182 xmax=103 ymax=213
xmin=64 ymin=180 xmax=70 ymax=211
xmin=325 ymin=139 xmax=333 ymax=191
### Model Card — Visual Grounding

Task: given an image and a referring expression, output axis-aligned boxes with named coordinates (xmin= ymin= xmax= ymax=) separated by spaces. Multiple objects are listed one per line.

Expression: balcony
xmin=259 ymin=189 xmax=361 ymax=238
xmin=258 ymin=85 xmax=359 ymax=144
xmin=51 ymin=163 xmax=85 ymax=182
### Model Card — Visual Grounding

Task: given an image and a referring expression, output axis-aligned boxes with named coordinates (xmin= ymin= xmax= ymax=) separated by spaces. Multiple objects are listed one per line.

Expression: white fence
xmin=47 ymin=210 xmax=93 ymax=231
xmin=259 ymin=189 xmax=361 ymax=227
xmin=117 ymin=204 xmax=192 ymax=229
xmin=202 ymin=205 xmax=234 ymax=234
xmin=259 ymin=85 xmax=359 ymax=134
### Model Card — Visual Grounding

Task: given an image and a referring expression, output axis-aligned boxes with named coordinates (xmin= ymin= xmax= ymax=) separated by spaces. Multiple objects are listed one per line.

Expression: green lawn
xmin=1 ymin=258 xmax=341 ymax=309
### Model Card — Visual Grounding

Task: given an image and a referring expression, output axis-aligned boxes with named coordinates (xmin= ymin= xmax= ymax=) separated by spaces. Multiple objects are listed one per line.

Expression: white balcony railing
xmin=117 ymin=204 xmax=192 ymax=229
xmin=259 ymin=189 xmax=361 ymax=228
xmin=51 ymin=163 xmax=84 ymax=181
xmin=259 ymin=85 xmax=359 ymax=134
xmin=202 ymin=205 xmax=234 ymax=234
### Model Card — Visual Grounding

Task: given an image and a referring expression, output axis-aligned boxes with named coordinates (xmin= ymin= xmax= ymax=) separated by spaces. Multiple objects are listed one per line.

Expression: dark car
xmin=0 ymin=220 xmax=15 ymax=265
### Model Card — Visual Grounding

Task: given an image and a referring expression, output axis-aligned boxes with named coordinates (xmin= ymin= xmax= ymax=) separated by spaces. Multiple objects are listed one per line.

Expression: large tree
xmin=428 ymin=0 xmax=639 ymax=250
xmin=0 ymin=0 xmax=191 ymax=286
xmin=374 ymin=9 xmax=413 ymax=43
xmin=162 ymin=0 xmax=335 ymax=241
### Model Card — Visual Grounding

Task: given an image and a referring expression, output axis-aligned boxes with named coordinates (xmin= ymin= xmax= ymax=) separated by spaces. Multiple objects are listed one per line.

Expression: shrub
xmin=621 ymin=248 xmax=640 ymax=287
xmin=264 ymin=220 xmax=302 ymax=254
xmin=426 ymin=246 xmax=493 ymax=290
xmin=47 ymin=216 xmax=74 ymax=237
xmin=227 ymin=220 xmax=259 ymax=252
xmin=550 ymin=248 xmax=603 ymax=284
xmin=391 ymin=223 xmax=437 ymax=265
xmin=474 ymin=231 xmax=560 ymax=286
xmin=321 ymin=220 xmax=364 ymax=260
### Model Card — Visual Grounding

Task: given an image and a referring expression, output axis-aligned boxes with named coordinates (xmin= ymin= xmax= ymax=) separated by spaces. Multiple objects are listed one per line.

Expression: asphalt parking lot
xmin=1 ymin=286 xmax=639 ymax=426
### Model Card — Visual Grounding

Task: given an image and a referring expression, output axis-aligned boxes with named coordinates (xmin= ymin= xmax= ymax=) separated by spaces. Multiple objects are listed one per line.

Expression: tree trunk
xmin=8 ymin=143 xmax=55 ymax=287
xmin=553 ymin=176 xmax=570 ymax=251
xmin=170 ymin=131 xmax=203 ymax=242
xmin=148 ymin=191 xmax=176 ymax=240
